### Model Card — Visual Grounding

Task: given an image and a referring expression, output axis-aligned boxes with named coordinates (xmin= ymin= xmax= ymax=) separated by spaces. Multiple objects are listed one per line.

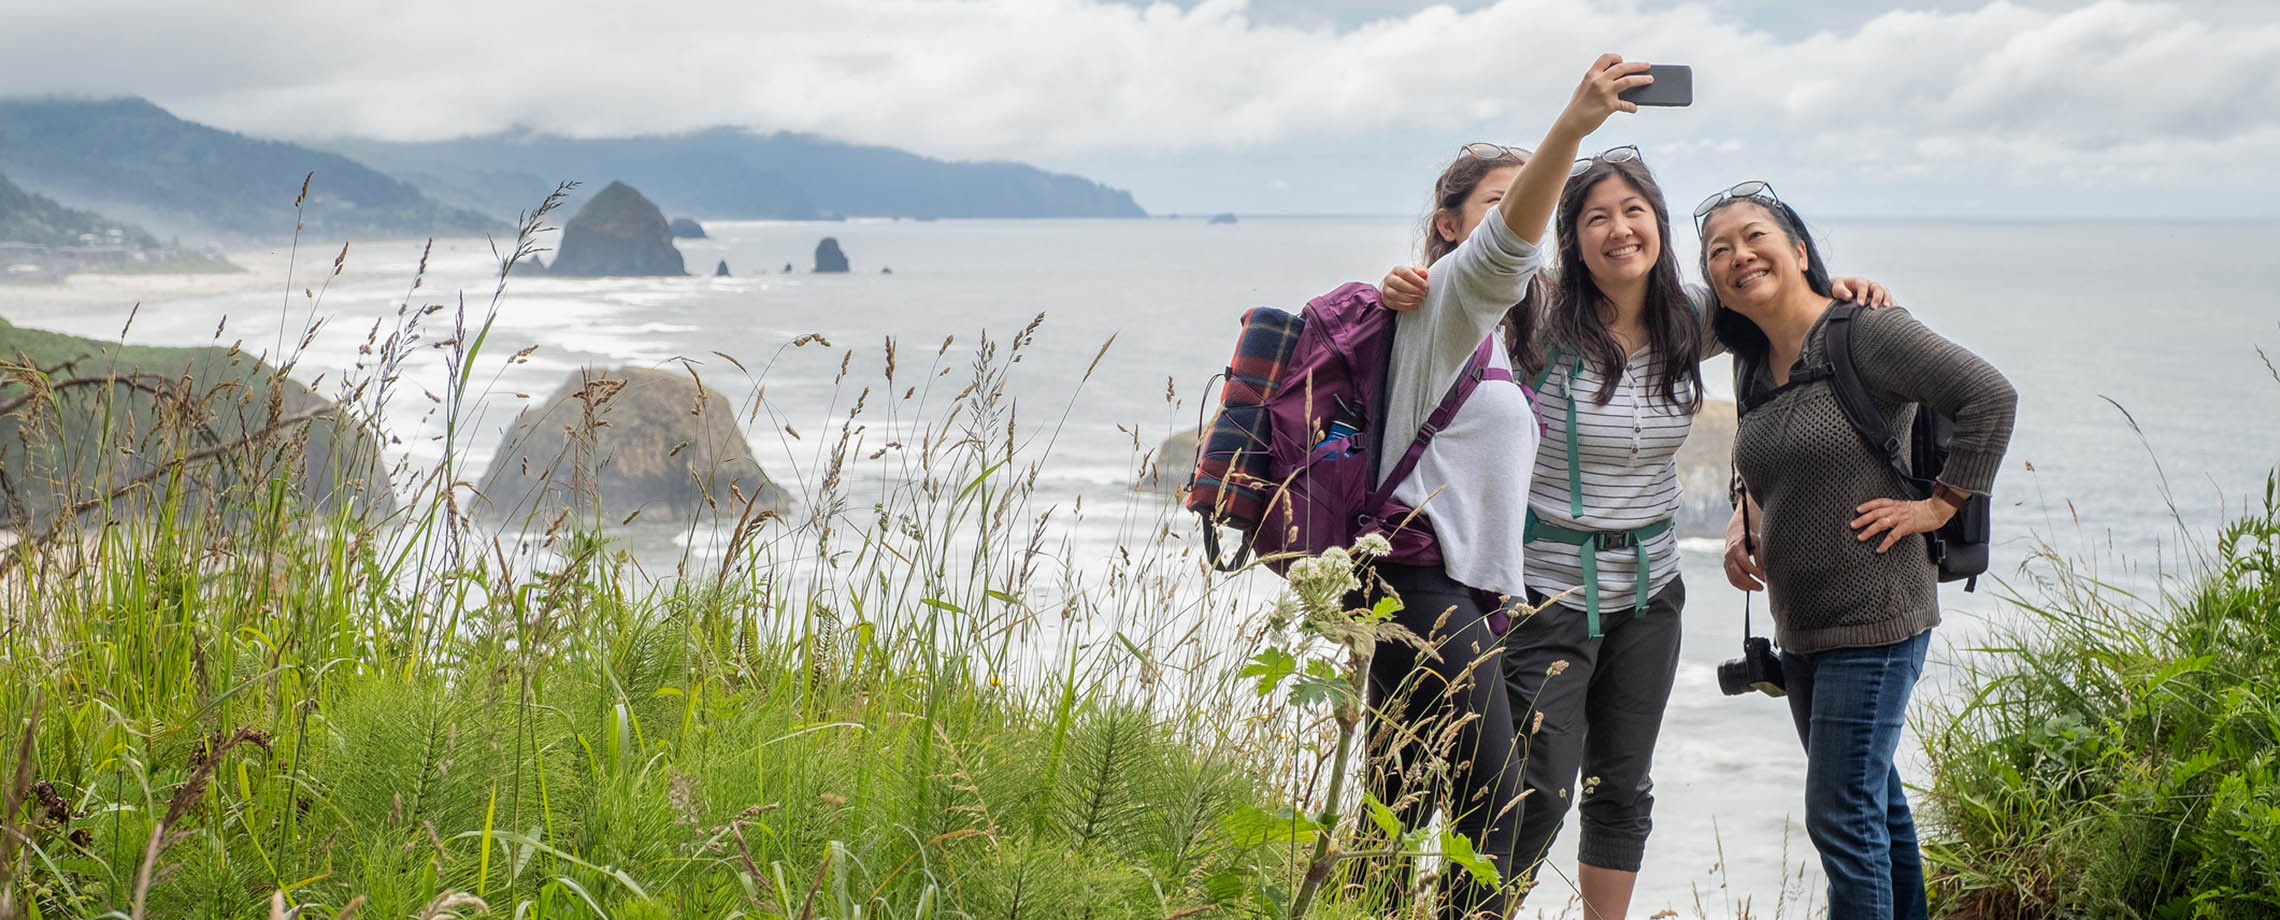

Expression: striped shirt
xmin=1522 ymin=290 xmax=1719 ymax=613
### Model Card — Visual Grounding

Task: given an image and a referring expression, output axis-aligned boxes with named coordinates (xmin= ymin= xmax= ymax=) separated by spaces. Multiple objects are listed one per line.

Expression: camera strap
xmin=1739 ymin=484 xmax=1760 ymax=642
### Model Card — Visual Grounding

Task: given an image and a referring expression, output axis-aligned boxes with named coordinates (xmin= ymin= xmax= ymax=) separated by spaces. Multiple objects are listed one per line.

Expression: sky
xmin=2 ymin=0 xmax=2277 ymax=219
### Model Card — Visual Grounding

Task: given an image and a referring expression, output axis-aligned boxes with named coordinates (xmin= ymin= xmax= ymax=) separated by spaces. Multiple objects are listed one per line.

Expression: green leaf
xmin=1288 ymin=673 xmax=1350 ymax=710
xmin=1363 ymin=793 xmax=1402 ymax=839
xmin=1239 ymin=648 xmax=1297 ymax=698
xmin=919 ymin=598 xmax=966 ymax=615
xmin=1369 ymin=595 xmax=1404 ymax=621
xmin=1439 ymin=830 xmax=1502 ymax=889
xmin=1222 ymin=806 xmax=1323 ymax=847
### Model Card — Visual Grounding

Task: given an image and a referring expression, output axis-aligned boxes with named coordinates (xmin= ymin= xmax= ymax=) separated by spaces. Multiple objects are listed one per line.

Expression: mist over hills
xmin=0 ymin=98 xmax=1150 ymax=245
xmin=329 ymin=128 xmax=1151 ymax=221
xmin=0 ymin=98 xmax=503 ymax=240
xmin=0 ymin=170 xmax=160 ymax=249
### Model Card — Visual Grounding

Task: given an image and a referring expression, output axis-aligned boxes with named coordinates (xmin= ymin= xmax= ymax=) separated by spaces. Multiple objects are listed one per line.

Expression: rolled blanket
xmin=1187 ymin=307 xmax=1303 ymax=528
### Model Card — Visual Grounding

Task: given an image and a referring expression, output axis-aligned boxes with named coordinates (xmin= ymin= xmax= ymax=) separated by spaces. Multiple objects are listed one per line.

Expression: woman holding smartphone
xmin=1342 ymin=53 xmax=1669 ymax=918
xmin=1701 ymin=184 xmax=2014 ymax=919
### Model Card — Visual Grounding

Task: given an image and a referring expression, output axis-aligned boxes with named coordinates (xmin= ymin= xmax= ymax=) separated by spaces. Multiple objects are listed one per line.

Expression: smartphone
xmin=1620 ymin=64 xmax=1692 ymax=107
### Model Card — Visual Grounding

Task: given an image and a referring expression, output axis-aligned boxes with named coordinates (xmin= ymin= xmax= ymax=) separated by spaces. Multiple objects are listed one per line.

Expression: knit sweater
xmin=1732 ymin=305 xmax=2017 ymax=653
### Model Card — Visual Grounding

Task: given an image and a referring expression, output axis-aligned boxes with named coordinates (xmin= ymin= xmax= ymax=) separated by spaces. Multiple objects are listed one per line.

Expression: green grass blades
xmin=1921 ymin=472 xmax=2280 ymax=919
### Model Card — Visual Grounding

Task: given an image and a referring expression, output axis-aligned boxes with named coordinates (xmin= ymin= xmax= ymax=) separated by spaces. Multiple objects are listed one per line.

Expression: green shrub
xmin=1922 ymin=474 xmax=2280 ymax=919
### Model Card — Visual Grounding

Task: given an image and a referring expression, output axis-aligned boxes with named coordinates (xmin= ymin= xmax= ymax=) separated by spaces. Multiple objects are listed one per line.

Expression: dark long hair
xmin=1696 ymin=196 xmax=1834 ymax=368
xmin=1544 ymin=158 xmax=1702 ymax=411
xmin=1422 ymin=150 xmax=1547 ymax=362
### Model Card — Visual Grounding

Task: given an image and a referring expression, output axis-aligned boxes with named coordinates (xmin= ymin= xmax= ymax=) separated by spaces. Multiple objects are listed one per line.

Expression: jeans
xmin=1499 ymin=577 xmax=1685 ymax=877
xmin=1781 ymin=629 xmax=1932 ymax=920
xmin=1364 ymin=564 xmax=1525 ymax=919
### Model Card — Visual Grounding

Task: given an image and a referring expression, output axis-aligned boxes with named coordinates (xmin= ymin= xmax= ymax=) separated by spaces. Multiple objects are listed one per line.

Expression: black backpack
xmin=1735 ymin=303 xmax=1991 ymax=590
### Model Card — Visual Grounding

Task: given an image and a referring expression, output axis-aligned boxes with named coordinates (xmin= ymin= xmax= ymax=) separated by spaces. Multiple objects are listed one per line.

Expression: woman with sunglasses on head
xmin=1380 ymin=155 xmax=1891 ymax=918
xmin=1698 ymin=184 xmax=2014 ymax=920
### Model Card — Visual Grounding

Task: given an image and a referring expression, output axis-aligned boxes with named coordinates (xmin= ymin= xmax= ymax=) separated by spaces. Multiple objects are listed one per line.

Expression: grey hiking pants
xmin=1500 ymin=575 xmax=1684 ymax=876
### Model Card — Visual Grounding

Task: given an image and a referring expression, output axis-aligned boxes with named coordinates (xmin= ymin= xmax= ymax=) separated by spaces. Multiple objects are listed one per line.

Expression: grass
xmin=1918 ymin=473 xmax=2280 ymax=919
xmin=0 ymin=181 xmax=1554 ymax=919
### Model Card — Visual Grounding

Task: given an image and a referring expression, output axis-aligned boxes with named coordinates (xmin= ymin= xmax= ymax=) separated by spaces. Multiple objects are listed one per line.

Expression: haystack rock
xmin=669 ymin=217 xmax=707 ymax=239
xmin=814 ymin=237 xmax=849 ymax=273
xmin=477 ymin=366 xmax=787 ymax=525
xmin=548 ymin=182 xmax=687 ymax=277
xmin=715 ymin=259 xmax=730 ymax=277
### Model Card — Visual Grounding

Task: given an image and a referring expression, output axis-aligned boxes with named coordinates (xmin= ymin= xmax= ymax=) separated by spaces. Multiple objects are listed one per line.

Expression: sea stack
xmin=476 ymin=366 xmax=788 ymax=524
xmin=669 ymin=217 xmax=707 ymax=239
xmin=814 ymin=237 xmax=850 ymax=273
xmin=548 ymin=181 xmax=687 ymax=277
xmin=715 ymin=259 xmax=731 ymax=277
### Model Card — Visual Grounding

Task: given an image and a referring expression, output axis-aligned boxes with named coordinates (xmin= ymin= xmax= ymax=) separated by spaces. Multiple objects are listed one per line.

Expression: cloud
xmin=2 ymin=0 xmax=2275 ymax=212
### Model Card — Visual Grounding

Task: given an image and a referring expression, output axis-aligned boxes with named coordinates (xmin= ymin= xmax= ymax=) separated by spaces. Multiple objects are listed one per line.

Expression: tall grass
xmin=1919 ymin=473 xmax=2280 ymax=919
xmin=0 ymin=183 xmax=1568 ymax=919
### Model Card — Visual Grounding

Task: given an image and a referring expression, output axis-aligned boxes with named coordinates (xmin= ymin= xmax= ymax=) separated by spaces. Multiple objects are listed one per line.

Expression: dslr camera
xmin=1717 ymin=636 xmax=1786 ymax=697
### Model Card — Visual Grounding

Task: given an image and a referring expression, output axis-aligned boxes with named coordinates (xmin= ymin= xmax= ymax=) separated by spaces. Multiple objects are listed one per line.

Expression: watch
xmin=1931 ymin=483 xmax=1972 ymax=511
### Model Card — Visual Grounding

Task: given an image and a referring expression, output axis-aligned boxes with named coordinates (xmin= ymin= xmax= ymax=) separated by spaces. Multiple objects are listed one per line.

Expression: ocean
xmin=13 ymin=214 xmax=2278 ymax=915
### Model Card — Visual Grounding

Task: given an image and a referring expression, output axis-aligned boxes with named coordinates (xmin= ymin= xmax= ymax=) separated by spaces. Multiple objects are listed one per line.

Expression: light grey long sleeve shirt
xmin=1381 ymin=210 xmax=1545 ymax=600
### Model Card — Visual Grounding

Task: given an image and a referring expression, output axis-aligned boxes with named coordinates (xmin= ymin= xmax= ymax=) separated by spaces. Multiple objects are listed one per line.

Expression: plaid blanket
xmin=1187 ymin=307 xmax=1303 ymax=527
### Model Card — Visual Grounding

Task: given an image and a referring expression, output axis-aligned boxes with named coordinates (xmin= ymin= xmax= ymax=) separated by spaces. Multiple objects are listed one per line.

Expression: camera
xmin=1717 ymin=636 xmax=1787 ymax=697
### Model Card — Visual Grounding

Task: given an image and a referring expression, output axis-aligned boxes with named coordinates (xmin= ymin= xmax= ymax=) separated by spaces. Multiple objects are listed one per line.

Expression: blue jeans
xmin=1781 ymin=630 xmax=1931 ymax=920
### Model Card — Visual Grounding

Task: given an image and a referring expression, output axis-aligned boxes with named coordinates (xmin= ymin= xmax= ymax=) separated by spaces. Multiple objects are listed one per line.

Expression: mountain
xmin=331 ymin=128 xmax=1149 ymax=221
xmin=0 ymin=169 xmax=159 ymax=248
xmin=0 ymin=97 xmax=504 ymax=240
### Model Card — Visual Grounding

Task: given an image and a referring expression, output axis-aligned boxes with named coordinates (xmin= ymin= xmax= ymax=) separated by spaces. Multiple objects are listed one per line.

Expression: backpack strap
xmin=1822 ymin=303 xmax=1923 ymax=493
xmin=1363 ymin=337 xmax=1501 ymax=521
xmin=1532 ymin=346 xmax=1585 ymax=519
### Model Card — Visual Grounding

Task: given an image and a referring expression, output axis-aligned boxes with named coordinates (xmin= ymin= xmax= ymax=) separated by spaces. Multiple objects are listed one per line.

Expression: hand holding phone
xmin=1620 ymin=64 xmax=1693 ymax=107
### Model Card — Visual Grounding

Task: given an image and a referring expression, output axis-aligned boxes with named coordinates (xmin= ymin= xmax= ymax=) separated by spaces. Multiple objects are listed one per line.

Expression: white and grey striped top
xmin=1523 ymin=292 xmax=1720 ymax=613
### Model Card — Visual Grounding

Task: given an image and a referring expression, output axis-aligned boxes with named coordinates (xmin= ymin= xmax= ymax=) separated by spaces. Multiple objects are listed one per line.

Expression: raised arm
xmin=1499 ymin=54 xmax=1653 ymax=245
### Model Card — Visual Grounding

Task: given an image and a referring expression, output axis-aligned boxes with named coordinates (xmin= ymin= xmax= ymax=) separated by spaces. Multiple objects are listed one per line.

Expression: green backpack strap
xmin=1530 ymin=346 xmax=1584 ymax=519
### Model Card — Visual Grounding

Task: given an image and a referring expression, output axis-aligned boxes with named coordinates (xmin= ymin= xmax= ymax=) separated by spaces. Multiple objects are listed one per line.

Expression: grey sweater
xmin=1732 ymin=305 xmax=2018 ymax=653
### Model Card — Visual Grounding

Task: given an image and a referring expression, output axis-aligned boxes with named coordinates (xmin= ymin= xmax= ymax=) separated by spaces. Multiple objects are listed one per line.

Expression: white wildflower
xmin=1354 ymin=533 xmax=1393 ymax=558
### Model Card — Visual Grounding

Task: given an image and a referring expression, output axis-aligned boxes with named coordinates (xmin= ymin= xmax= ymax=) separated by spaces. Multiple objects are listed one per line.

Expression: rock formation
xmin=814 ymin=237 xmax=849 ymax=273
xmin=782 ymin=262 xmax=794 ymax=273
xmin=715 ymin=259 xmax=730 ymax=277
xmin=668 ymin=217 xmax=707 ymax=239
xmin=476 ymin=366 xmax=787 ymax=526
xmin=548 ymin=181 xmax=687 ymax=277
xmin=1672 ymin=398 xmax=1738 ymax=537
xmin=1135 ymin=427 xmax=1202 ymax=494
xmin=1207 ymin=213 xmax=1238 ymax=225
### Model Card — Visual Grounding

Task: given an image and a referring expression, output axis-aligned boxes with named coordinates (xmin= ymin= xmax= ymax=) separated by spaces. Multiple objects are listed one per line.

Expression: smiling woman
xmin=1701 ymin=188 xmax=2018 ymax=920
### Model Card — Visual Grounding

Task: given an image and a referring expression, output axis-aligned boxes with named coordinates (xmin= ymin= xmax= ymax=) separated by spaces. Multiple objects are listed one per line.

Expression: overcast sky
xmin=4 ymin=0 xmax=2277 ymax=218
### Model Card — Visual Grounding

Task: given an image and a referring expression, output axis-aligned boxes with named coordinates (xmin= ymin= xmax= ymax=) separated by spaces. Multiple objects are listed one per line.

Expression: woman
xmin=1382 ymin=162 xmax=1891 ymax=918
xmin=1349 ymin=53 xmax=1657 ymax=918
xmin=1701 ymin=185 xmax=2015 ymax=919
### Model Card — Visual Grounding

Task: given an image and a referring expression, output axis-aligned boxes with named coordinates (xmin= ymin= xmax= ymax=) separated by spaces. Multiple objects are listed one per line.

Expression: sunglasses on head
xmin=1460 ymin=144 xmax=1643 ymax=177
xmin=1569 ymin=145 xmax=1641 ymax=177
xmin=1693 ymin=180 xmax=1780 ymax=231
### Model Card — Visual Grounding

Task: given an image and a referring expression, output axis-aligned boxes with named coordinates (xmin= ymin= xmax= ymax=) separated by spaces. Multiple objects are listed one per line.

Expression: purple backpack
xmin=1189 ymin=282 xmax=1508 ymax=574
